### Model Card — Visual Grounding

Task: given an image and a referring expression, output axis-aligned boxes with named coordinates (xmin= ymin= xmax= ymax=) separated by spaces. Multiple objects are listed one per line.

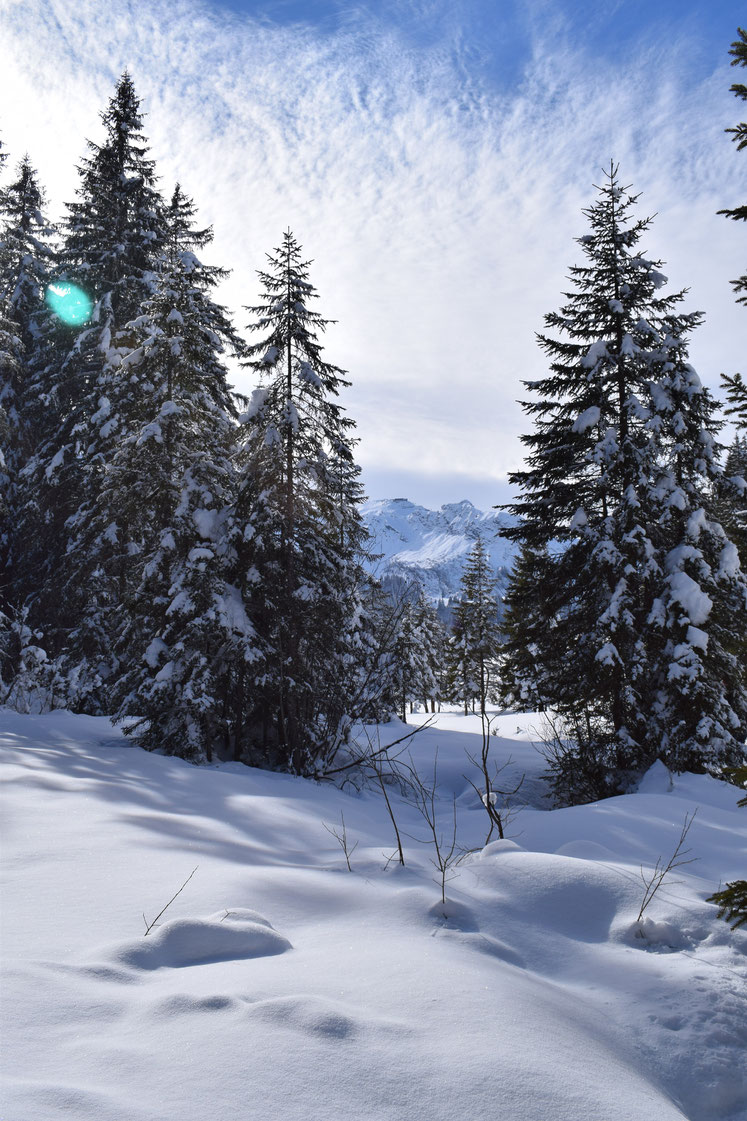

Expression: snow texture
xmin=1 ymin=710 xmax=746 ymax=1121
xmin=572 ymin=405 xmax=601 ymax=433
xmin=581 ymin=339 xmax=609 ymax=368
xmin=143 ymin=637 xmax=168 ymax=668
xmin=668 ymin=570 xmax=713 ymax=626
xmin=193 ymin=507 xmax=218 ymax=541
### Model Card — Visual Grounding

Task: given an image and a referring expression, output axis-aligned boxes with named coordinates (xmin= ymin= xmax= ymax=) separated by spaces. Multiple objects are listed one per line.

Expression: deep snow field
xmin=1 ymin=707 xmax=746 ymax=1121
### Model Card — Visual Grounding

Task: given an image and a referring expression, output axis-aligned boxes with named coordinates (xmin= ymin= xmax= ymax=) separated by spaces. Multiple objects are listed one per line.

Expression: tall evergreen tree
xmin=344 ymin=574 xmax=407 ymax=725
xmin=108 ymin=184 xmax=246 ymax=759
xmin=0 ymin=156 xmax=56 ymax=615
xmin=715 ymin=435 xmax=747 ymax=567
xmin=14 ymin=74 xmax=167 ymax=706
xmin=502 ymin=166 xmax=747 ymax=802
xmin=413 ymin=588 xmax=447 ymax=713
xmin=234 ymin=230 xmax=368 ymax=774
xmin=390 ymin=587 xmax=445 ymax=721
xmin=644 ymin=358 xmax=747 ymax=776
xmin=446 ymin=537 xmax=501 ymax=716
xmin=0 ymin=158 xmax=56 ymax=357
xmin=712 ymin=437 xmax=747 ymax=685
xmin=498 ymin=541 xmax=553 ymax=712
xmin=0 ymin=133 xmax=14 ymax=681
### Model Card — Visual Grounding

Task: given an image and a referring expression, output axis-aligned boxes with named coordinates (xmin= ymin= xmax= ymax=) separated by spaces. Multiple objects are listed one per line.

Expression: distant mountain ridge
xmin=361 ymin=498 xmax=517 ymax=611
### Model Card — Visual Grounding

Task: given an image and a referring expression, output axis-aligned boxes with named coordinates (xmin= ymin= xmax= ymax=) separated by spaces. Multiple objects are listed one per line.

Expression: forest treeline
xmin=1 ymin=30 xmax=746 ymax=804
xmin=0 ymin=74 xmax=496 ymax=775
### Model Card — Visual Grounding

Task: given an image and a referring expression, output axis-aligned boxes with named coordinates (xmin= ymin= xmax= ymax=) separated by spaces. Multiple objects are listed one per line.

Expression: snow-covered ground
xmin=1 ymin=707 xmax=746 ymax=1121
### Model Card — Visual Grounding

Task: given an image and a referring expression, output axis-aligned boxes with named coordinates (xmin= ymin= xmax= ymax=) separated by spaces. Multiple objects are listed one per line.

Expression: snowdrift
xmin=1 ymin=708 xmax=745 ymax=1121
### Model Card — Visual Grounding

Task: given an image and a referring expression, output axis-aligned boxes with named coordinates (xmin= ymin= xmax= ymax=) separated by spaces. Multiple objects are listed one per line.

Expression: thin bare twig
xmin=402 ymin=751 xmax=460 ymax=904
xmin=322 ymin=717 xmax=436 ymax=777
xmin=464 ymin=748 xmax=524 ymax=847
xmin=371 ymin=758 xmax=406 ymax=866
xmin=323 ymin=813 xmax=359 ymax=871
xmin=143 ymin=866 xmax=199 ymax=936
xmin=637 ymin=811 xmax=698 ymax=924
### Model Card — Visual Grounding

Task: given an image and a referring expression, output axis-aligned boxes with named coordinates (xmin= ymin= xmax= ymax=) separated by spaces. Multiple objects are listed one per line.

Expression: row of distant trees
xmin=1 ymin=29 xmax=746 ymax=806
xmin=390 ymin=536 xmax=503 ymax=722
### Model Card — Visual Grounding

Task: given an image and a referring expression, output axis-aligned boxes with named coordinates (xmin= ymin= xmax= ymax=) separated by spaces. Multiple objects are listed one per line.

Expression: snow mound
xmin=93 ymin=908 xmax=292 ymax=970
xmin=427 ymin=898 xmax=480 ymax=930
xmin=442 ymin=929 xmax=528 ymax=967
xmin=245 ymin=994 xmax=406 ymax=1040
xmin=475 ymin=850 xmax=629 ymax=943
xmin=145 ymin=992 xmax=241 ymax=1020
xmin=636 ymin=758 xmax=674 ymax=793
xmin=554 ymin=839 xmax=617 ymax=861
xmin=5 ymin=1081 xmax=153 ymax=1121
xmin=622 ymin=915 xmax=692 ymax=951
xmin=479 ymin=838 xmax=525 ymax=856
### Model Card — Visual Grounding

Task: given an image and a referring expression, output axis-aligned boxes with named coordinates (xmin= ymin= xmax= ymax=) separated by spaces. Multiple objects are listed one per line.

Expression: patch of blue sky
xmin=2 ymin=0 xmax=742 ymax=508
xmin=207 ymin=0 xmax=744 ymax=92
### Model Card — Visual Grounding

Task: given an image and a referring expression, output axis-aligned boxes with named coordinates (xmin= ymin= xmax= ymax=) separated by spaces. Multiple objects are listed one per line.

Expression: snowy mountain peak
xmin=361 ymin=497 xmax=517 ymax=605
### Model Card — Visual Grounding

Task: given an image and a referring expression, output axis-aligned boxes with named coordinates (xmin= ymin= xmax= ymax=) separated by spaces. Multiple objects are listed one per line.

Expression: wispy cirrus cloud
xmin=1 ymin=0 xmax=742 ymax=507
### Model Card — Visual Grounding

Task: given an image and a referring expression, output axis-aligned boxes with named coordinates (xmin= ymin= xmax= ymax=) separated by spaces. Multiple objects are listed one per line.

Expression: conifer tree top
xmin=244 ymin=229 xmax=349 ymax=394
xmin=64 ymin=72 xmax=163 ymax=307
xmin=503 ymin=163 xmax=706 ymax=541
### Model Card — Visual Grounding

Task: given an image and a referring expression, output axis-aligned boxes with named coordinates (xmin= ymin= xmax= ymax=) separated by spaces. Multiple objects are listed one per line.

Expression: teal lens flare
xmin=46 ymin=281 xmax=93 ymax=325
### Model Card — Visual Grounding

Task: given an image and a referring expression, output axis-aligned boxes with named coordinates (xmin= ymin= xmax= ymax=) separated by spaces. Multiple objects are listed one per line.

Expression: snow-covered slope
xmin=2 ymin=708 xmax=746 ymax=1121
xmin=361 ymin=498 xmax=516 ymax=605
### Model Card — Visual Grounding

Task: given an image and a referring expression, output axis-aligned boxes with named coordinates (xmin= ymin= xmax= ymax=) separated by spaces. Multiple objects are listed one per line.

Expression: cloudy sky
xmin=0 ymin=0 xmax=743 ymax=508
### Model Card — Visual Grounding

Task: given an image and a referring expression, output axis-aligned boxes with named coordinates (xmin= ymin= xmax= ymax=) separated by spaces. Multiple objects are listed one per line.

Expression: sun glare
xmin=45 ymin=281 xmax=93 ymax=325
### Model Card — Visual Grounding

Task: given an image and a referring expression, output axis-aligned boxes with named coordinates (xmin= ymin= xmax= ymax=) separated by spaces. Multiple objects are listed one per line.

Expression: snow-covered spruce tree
xmin=0 ymin=156 xmax=56 ymax=625
xmin=390 ymin=587 xmax=445 ymax=721
xmin=644 ymin=358 xmax=747 ymax=775
xmin=343 ymin=573 xmax=404 ymax=725
xmin=0 ymin=605 xmax=64 ymax=713
xmin=445 ymin=537 xmax=501 ymax=716
xmin=711 ymin=436 xmax=747 ymax=681
xmin=92 ymin=184 xmax=246 ymax=761
xmin=501 ymin=165 xmax=747 ymax=802
xmin=497 ymin=541 xmax=555 ymax=712
xmin=0 ymin=156 xmax=59 ymax=704
xmin=0 ymin=157 xmax=56 ymax=370
xmin=0 ymin=175 xmax=20 ymax=611
xmin=714 ymin=435 xmax=747 ymax=575
xmin=413 ymin=588 xmax=447 ymax=712
xmin=14 ymin=74 xmax=167 ymax=710
xmin=0 ymin=135 xmax=15 ymax=679
xmin=233 ymin=230 xmax=369 ymax=774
